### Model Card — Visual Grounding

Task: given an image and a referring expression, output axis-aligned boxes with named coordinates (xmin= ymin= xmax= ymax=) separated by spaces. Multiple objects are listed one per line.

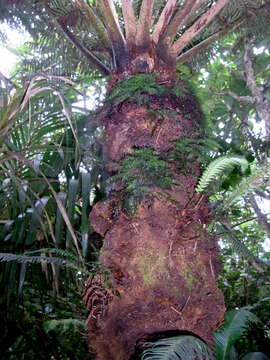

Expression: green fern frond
xmin=25 ymin=248 xmax=79 ymax=262
xmin=214 ymin=308 xmax=259 ymax=360
xmin=223 ymin=163 xmax=270 ymax=209
xmin=241 ymin=352 xmax=269 ymax=360
xmin=218 ymin=223 xmax=267 ymax=273
xmin=44 ymin=318 xmax=85 ymax=334
xmin=0 ymin=252 xmax=84 ymax=272
xmin=141 ymin=335 xmax=214 ymax=360
xmin=109 ymin=73 xmax=166 ymax=104
xmin=196 ymin=156 xmax=249 ymax=193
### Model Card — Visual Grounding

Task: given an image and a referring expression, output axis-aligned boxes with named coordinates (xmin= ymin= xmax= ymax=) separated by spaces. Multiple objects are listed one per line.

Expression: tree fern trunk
xmin=84 ymin=71 xmax=225 ymax=360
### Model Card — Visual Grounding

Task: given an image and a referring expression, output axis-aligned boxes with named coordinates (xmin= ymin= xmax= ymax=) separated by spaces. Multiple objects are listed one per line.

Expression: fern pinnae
xmin=141 ymin=335 xmax=214 ymax=360
xmin=25 ymin=248 xmax=78 ymax=262
xmin=196 ymin=156 xmax=249 ymax=193
xmin=223 ymin=163 xmax=270 ymax=209
xmin=218 ymin=222 xmax=267 ymax=273
xmin=44 ymin=318 xmax=85 ymax=333
xmin=0 ymin=252 xmax=87 ymax=272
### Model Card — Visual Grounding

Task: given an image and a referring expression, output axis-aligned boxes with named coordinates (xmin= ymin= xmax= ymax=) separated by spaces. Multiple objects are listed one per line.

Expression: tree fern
xmin=2 ymin=0 xmax=270 ymax=76
xmin=196 ymin=156 xmax=248 ymax=193
xmin=214 ymin=308 xmax=259 ymax=360
xmin=141 ymin=335 xmax=214 ymax=360
xmin=223 ymin=163 xmax=270 ymax=209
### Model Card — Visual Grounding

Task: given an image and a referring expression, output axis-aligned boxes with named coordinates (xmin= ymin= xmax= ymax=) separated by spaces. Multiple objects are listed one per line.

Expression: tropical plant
xmin=141 ymin=335 xmax=215 ymax=360
xmin=1 ymin=0 xmax=270 ymax=359
xmin=0 ymin=73 xmax=102 ymax=359
xmin=140 ymin=308 xmax=269 ymax=360
xmin=195 ymin=155 xmax=249 ymax=193
xmin=214 ymin=308 xmax=260 ymax=360
xmin=195 ymin=156 xmax=270 ymax=272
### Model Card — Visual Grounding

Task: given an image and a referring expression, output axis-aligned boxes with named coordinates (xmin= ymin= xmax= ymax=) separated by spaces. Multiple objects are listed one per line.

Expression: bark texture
xmin=84 ymin=75 xmax=225 ymax=359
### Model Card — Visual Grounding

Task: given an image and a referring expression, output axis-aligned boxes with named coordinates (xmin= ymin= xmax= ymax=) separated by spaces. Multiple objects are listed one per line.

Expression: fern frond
xmin=25 ymin=248 xmax=79 ymax=262
xmin=214 ymin=308 xmax=259 ymax=360
xmin=241 ymin=352 xmax=269 ymax=360
xmin=141 ymin=335 xmax=214 ymax=360
xmin=0 ymin=252 xmax=85 ymax=272
xmin=223 ymin=163 xmax=270 ymax=209
xmin=196 ymin=156 xmax=248 ymax=193
xmin=44 ymin=318 xmax=85 ymax=333
xmin=218 ymin=223 xmax=267 ymax=273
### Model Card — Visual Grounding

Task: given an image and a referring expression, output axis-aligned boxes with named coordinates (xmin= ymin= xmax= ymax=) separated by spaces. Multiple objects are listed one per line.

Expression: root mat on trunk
xmin=84 ymin=83 xmax=225 ymax=360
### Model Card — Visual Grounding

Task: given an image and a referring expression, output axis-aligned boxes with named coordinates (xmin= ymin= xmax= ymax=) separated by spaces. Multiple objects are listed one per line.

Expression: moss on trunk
xmin=83 ymin=75 xmax=225 ymax=360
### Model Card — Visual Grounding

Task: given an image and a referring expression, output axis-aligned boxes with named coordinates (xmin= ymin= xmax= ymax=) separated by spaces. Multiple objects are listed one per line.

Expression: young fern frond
xmin=141 ymin=335 xmax=214 ymax=360
xmin=196 ymin=156 xmax=248 ymax=193
xmin=223 ymin=163 xmax=270 ymax=209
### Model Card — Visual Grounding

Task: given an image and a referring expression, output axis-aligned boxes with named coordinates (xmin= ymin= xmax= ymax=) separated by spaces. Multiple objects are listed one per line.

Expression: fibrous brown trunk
xmin=84 ymin=60 xmax=225 ymax=359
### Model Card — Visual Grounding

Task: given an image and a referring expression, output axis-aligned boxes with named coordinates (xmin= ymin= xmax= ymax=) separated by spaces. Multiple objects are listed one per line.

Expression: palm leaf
xmin=214 ymin=308 xmax=259 ymax=360
xmin=55 ymin=191 xmax=67 ymax=248
xmin=66 ymin=178 xmax=79 ymax=251
xmin=141 ymin=335 xmax=214 ymax=360
xmin=81 ymin=172 xmax=91 ymax=258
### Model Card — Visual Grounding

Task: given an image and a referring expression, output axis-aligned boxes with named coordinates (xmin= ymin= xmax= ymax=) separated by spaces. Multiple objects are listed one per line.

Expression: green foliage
xmin=196 ymin=156 xmax=249 ymax=193
xmin=108 ymin=73 xmax=185 ymax=105
xmin=148 ymin=108 xmax=178 ymax=121
xmin=214 ymin=309 xmax=259 ymax=360
xmin=241 ymin=353 xmax=269 ymax=360
xmin=109 ymin=73 xmax=167 ymax=104
xmin=110 ymin=148 xmax=174 ymax=215
xmin=44 ymin=318 xmax=85 ymax=334
xmin=218 ymin=223 xmax=267 ymax=273
xmin=0 ymin=247 xmax=89 ymax=274
xmin=0 ymin=252 xmax=73 ymax=266
xmin=170 ymin=135 xmax=225 ymax=170
xmin=0 ymin=76 xmax=97 ymax=260
xmin=117 ymin=148 xmax=173 ymax=189
xmin=140 ymin=309 xmax=268 ymax=360
xmin=141 ymin=335 xmax=214 ymax=360
xmin=176 ymin=63 xmax=192 ymax=81
xmin=223 ymin=163 xmax=270 ymax=209
xmin=0 ymin=69 xmax=101 ymax=359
